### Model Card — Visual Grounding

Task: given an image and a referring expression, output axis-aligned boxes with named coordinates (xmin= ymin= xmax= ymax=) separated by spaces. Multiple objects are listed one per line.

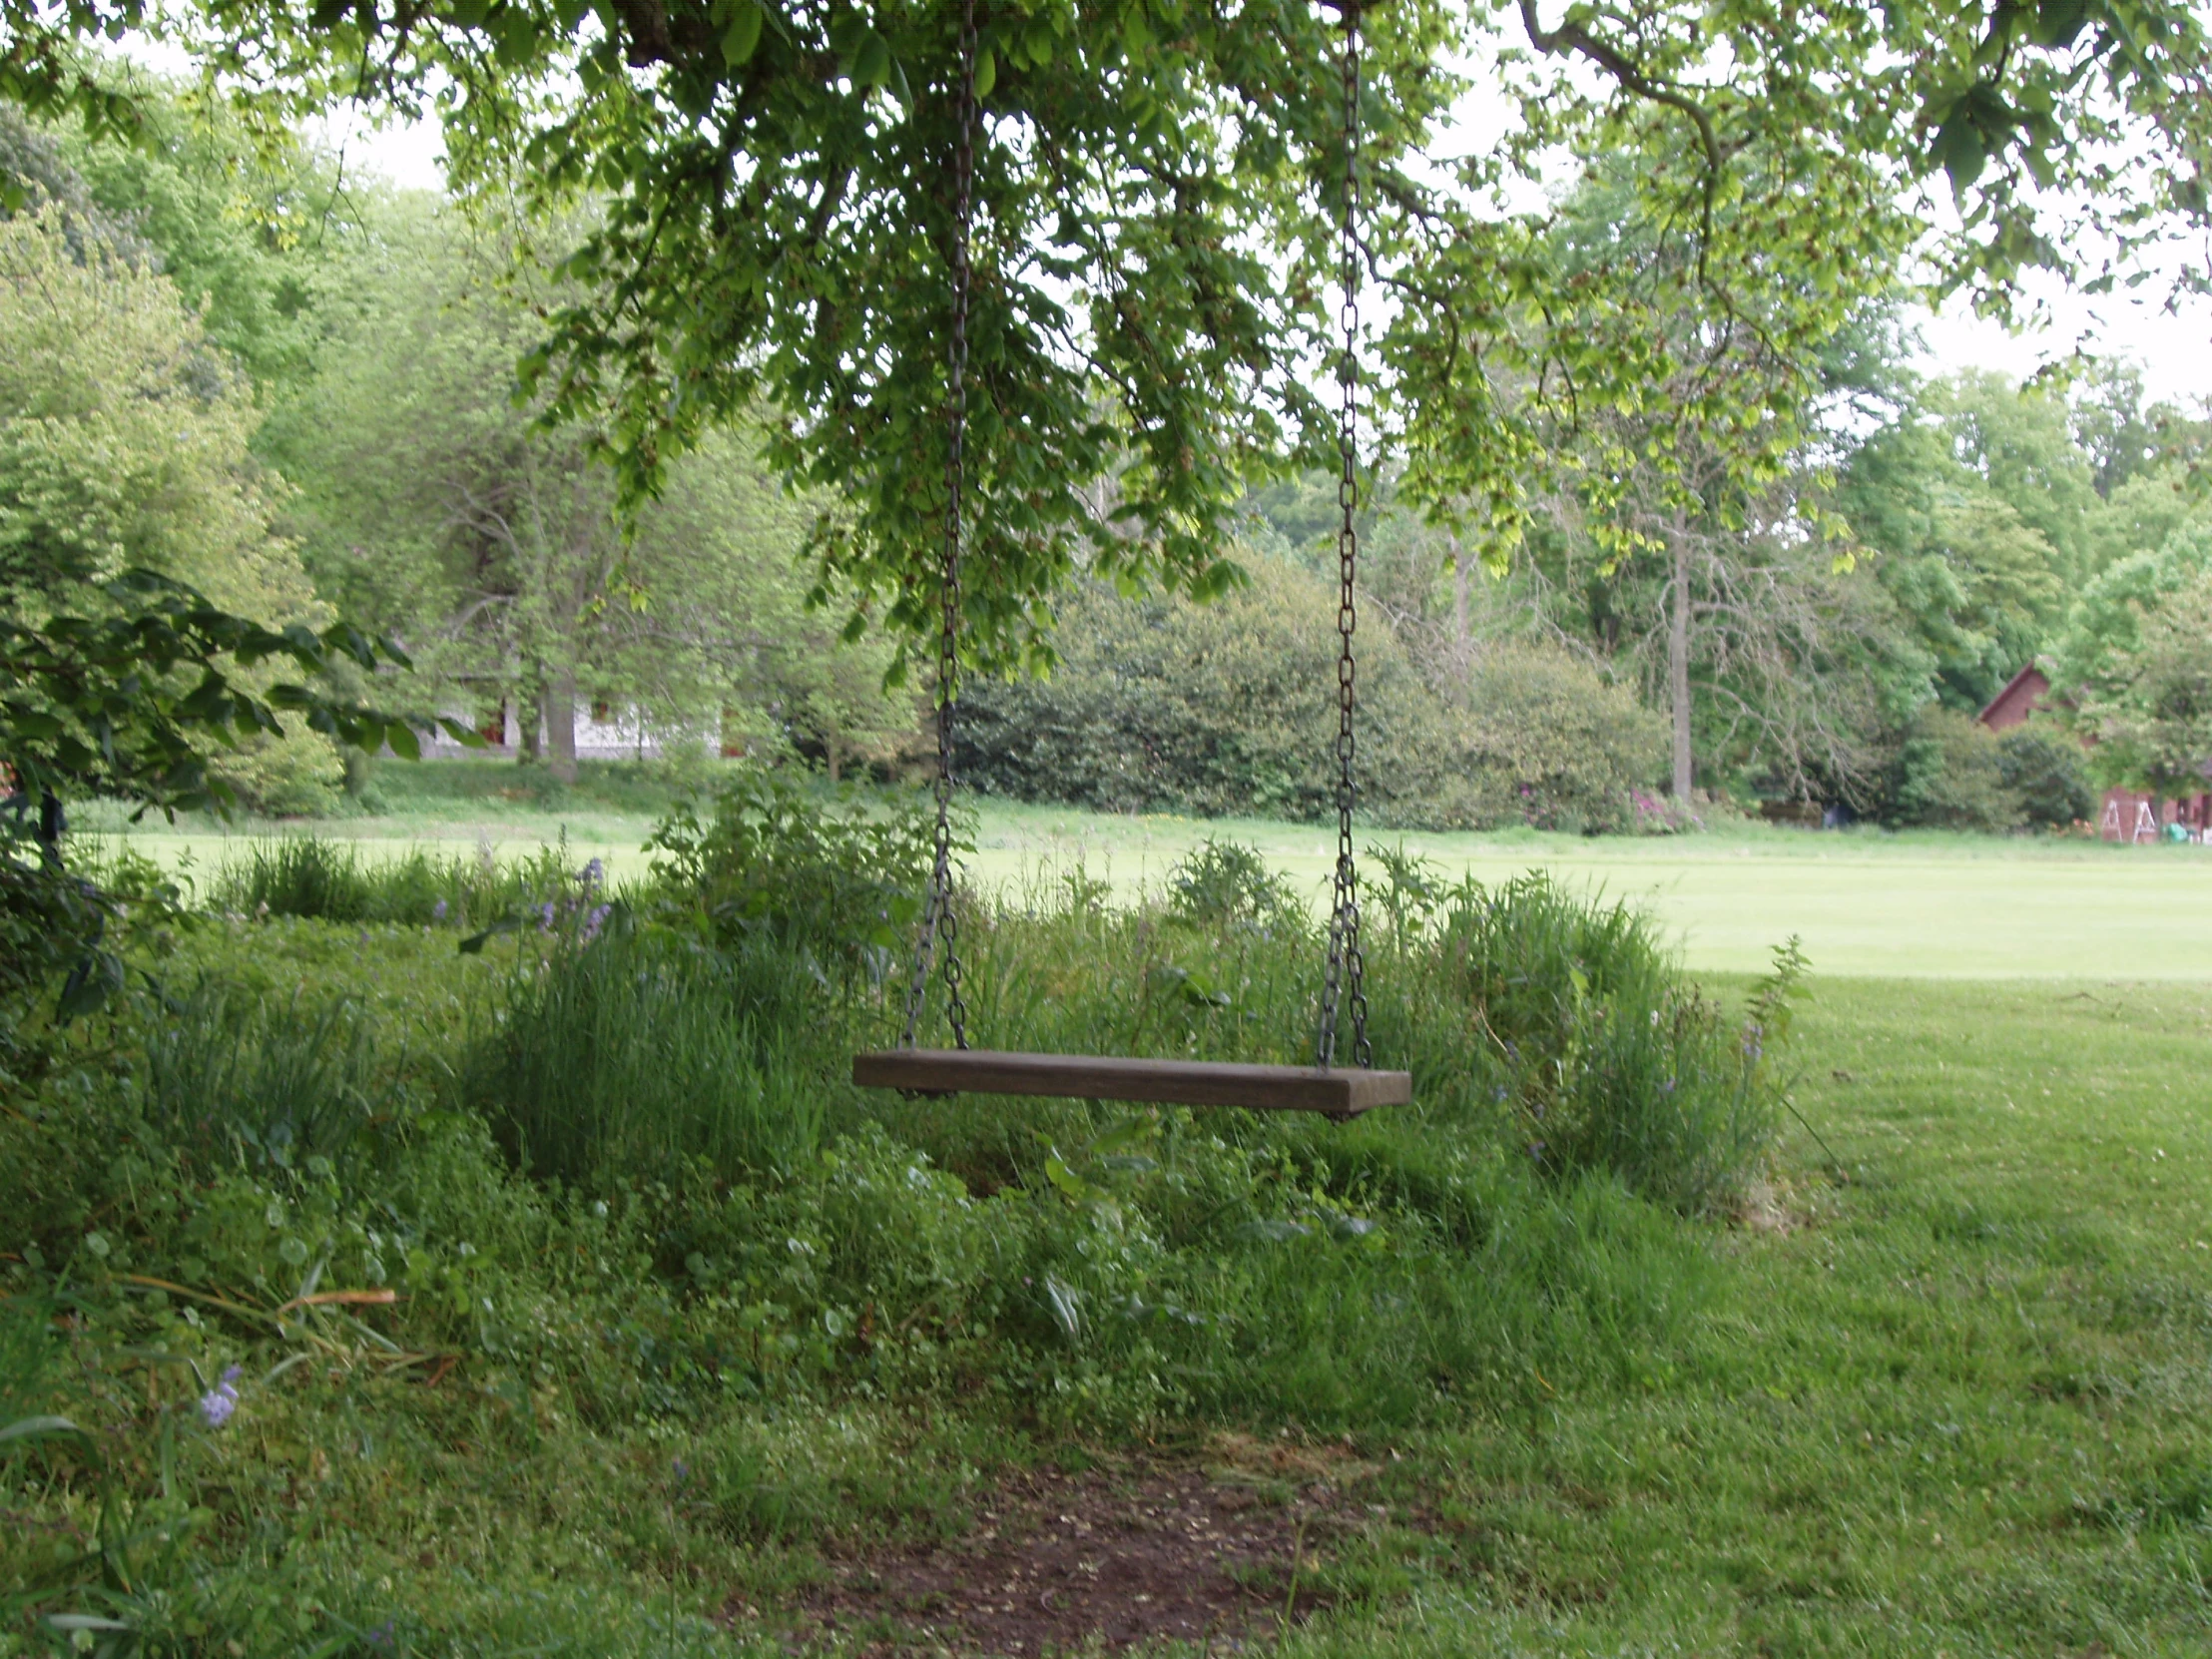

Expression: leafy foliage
xmin=1164 ymin=837 xmax=1300 ymax=931
xmin=1996 ymin=723 xmax=2097 ymax=829
xmin=1437 ymin=644 xmax=1666 ymax=833
xmin=646 ymin=769 xmax=938 ymax=970
xmin=954 ymin=558 xmax=1452 ymax=825
xmin=1885 ymin=704 xmax=2022 ymax=832
xmin=2 ymin=570 xmax=453 ymax=813
xmin=9 ymin=0 xmax=2190 ymax=675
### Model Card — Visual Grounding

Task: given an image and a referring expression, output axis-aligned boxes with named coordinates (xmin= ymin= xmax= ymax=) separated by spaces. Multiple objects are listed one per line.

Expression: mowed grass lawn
xmin=1375 ymin=975 xmax=2212 ymax=1655
xmin=96 ymin=766 xmax=2212 ymax=976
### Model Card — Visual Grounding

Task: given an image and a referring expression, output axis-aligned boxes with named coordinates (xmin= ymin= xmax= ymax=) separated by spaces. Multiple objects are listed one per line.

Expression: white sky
xmin=330 ymin=97 xmax=2212 ymax=411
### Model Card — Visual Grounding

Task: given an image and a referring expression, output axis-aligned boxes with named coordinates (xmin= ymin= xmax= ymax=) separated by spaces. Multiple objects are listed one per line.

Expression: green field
xmin=94 ymin=760 xmax=2212 ymax=978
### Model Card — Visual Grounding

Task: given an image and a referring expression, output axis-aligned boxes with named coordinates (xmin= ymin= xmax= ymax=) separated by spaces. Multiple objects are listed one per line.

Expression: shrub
xmin=1432 ymin=643 xmax=1667 ymax=832
xmin=647 ymin=770 xmax=937 ymax=972
xmin=954 ymin=557 xmax=1455 ymax=825
xmin=1888 ymin=705 xmax=2021 ymax=831
xmin=1997 ymin=723 xmax=2095 ymax=829
xmin=956 ymin=566 xmax=1666 ymax=833
xmin=205 ymin=726 xmax=344 ymax=817
xmin=1164 ymin=837 xmax=1301 ymax=929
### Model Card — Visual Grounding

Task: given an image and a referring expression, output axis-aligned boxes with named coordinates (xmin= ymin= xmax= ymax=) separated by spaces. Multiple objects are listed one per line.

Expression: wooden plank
xmin=851 ymin=1048 xmax=1411 ymax=1117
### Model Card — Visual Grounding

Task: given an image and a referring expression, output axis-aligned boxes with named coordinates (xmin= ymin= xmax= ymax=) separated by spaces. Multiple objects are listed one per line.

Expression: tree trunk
xmin=824 ymin=732 xmax=841 ymax=785
xmin=1449 ymin=533 xmax=1470 ymax=653
xmin=1669 ymin=513 xmax=1694 ymax=799
xmin=544 ymin=669 xmax=578 ymax=784
xmin=518 ymin=673 xmax=542 ymax=766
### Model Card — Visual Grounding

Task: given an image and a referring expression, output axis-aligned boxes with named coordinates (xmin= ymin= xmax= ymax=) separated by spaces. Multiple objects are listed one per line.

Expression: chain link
xmin=900 ymin=0 xmax=977 ymax=1051
xmin=1318 ymin=5 xmax=1370 ymax=1071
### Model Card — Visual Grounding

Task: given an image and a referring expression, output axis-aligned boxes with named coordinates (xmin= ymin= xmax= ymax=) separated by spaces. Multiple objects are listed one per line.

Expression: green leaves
xmin=720 ymin=0 xmax=763 ymax=67
xmin=25 ymin=0 xmax=2195 ymax=685
xmin=0 ymin=570 xmax=480 ymax=817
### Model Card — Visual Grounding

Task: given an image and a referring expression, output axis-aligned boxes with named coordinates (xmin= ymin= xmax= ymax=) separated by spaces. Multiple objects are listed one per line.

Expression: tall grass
xmin=207 ymin=836 xmax=593 ymax=929
xmin=427 ymin=825 xmax=1794 ymax=1429
xmin=136 ymin=981 xmax=408 ymax=1182
xmin=465 ymin=931 xmax=844 ymax=1184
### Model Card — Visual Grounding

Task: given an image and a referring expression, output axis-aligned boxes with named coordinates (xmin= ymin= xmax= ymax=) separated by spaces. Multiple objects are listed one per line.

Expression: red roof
xmin=1977 ymin=664 xmax=2051 ymax=732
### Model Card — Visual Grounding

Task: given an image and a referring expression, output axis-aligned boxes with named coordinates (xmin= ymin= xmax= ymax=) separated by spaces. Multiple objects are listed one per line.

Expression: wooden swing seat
xmin=852 ymin=1048 xmax=1411 ymax=1118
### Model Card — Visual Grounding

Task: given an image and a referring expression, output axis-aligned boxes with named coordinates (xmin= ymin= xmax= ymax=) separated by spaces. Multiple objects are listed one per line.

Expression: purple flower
xmin=366 ymin=1622 xmax=395 ymax=1649
xmin=538 ymin=900 xmax=557 ymax=932
xmin=200 ymin=1365 xmax=242 ymax=1428
xmin=579 ymin=903 xmax=612 ymax=946
xmin=581 ymin=857 xmax=605 ymax=892
xmin=432 ymin=898 xmax=448 ymax=921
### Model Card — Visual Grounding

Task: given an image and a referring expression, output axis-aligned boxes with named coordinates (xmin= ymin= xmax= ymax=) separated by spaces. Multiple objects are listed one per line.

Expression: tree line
xmin=2 ymin=68 xmax=2209 ymax=831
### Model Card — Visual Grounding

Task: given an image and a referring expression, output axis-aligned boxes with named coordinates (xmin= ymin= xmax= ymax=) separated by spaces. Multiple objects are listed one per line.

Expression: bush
xmin=1432 ymin=644 xmax=1667 ymax=832
xmin=1887 ymin=705 xmax=2021 ymax=831
xmin=956 ymin=563 xmax=1666 ymax=833
xmin=1997 ymin=723 xmax=2096 ymax=829
xmin=954 ymin=558 xmax=1456 ymax=825
xmin=1164 ymin=837 xmax=1301 ymax=929
xmin=206 ymin=726 xmax=344 ymax=817
xmin=647 ymin=770 xmax=937 ymax=972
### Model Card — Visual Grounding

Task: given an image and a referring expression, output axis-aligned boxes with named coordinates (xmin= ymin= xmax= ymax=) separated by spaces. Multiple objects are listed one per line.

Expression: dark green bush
xmin=1887 ymin=705 xmax=2021 ymax=831
xmin=955 ymin=563 xmax=1664 ymax=832
xmin=1997 ymin=722 xmax=2096 ymax=828
xmin=954 ymin=559 xmax=1455 ymax=825
xmin=1432 ymin=644 xmax=1667 ymax=832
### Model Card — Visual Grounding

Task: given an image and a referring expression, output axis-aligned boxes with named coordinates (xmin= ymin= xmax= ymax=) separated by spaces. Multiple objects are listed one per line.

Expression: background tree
xmin=0 ymin=181 xmax=352 ymax=811
xmin=264 ymin=197 xmax=912 ymax=782
xmin=0 ymin=0 xmax=2182 ymax=676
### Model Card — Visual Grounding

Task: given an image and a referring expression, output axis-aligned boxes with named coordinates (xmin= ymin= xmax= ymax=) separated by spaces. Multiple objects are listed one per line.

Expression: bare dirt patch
xmin=775 ymin=1436 xmax=1385 ymax=1654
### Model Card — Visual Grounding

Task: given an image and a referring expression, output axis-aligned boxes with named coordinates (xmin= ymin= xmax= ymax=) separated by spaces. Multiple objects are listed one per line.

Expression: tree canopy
xmin=4 ymin=0 xmax=2201 ymax=670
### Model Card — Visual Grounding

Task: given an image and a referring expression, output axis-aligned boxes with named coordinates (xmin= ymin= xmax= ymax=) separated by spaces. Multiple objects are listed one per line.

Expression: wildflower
xmin=432 ymin=898 xmax=448 ymax=921
xmin=581 ymin=857 xmax=605 ymax=892
xmin=366 ymin=1622 xmax=395 ymax=1650
xmin=538 ymin=900 xmax=557 ymax=932
xmin=579 ymin=903 xmax=612 ymax=946
xmin=200 ymin=1365 xmax=242 ymax=1428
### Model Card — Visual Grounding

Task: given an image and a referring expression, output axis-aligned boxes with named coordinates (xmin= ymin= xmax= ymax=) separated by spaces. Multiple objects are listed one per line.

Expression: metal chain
xmin=1318 ymin=5 xmax=1370 ymax=1072
xmin=900 ymin=0 xmax=977 ymax=1051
